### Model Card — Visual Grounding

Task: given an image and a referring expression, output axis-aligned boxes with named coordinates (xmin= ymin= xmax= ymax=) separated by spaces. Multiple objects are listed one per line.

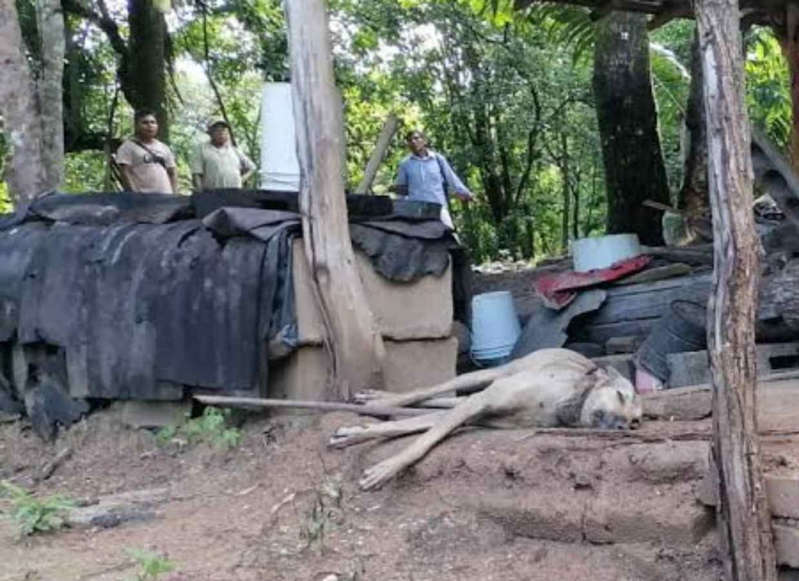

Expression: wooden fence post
xmin=285 ymin=0 xmax=386 ymax=399
xmin=694 ymin=1 xmax=777 ymax=579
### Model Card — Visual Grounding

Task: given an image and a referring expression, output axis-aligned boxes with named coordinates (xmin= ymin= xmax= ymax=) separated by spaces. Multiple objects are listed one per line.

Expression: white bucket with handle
xmin=470 ymin=291 xmax=521 ymax=366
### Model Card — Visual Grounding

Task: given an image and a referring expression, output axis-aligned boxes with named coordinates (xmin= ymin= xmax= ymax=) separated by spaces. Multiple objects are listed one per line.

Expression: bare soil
xmin=0 ymin=405 xmax=737 ymax=581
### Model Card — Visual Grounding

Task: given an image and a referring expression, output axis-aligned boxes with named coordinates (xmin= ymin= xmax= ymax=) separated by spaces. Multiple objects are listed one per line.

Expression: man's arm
xmin=238 ymin=149 xmax=256 ymax=186
xmin=115 ymin=142 xmax=135 ymax=191
xmin=163 ymin=146 xmax=179 ymax=194
xmin=439 ymin=155 xmax=472 ymax=202
xmin=119 ymin=164 xmax=135 ymax=191
xmin=192 ymin=174 xmax=204 ymax=191
xmin=388 ymin=162 xmax=409 ymax=195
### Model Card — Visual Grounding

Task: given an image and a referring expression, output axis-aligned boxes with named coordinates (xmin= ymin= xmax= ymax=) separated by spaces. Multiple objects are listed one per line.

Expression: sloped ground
xmin=0 ymin=407 xmax=737 ymax=581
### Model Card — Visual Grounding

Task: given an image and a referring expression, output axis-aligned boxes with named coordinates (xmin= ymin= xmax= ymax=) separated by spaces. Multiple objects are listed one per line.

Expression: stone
xmin=583 ymin=493 xmax=713 ymax=546
xmin=767 ymin=477 xmax=799 ymax=519
xmin=269 ymin=338 xmax=458 ymax=400
xmin=626 ymin=441 xmax=709 ymax=485
xmin=775 ymin=523 xmax=799 ymax=568
xmin=292 ymin=240 xmax=452 ymax=344
xmin=114 ymin=400 xmax=192 ymax=429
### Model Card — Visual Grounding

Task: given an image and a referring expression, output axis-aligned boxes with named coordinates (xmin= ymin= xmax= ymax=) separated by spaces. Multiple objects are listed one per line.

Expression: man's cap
xmin=207 ymin=119 xmax=230 ymax=131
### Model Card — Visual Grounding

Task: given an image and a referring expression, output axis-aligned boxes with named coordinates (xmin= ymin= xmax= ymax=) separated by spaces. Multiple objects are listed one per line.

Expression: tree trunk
xmin=128 ymin=0 xmax=168 ymax=137
xmin=38 ymin=0 xmax=65 ymax=189
xmin=593 ymin=11 xmax=671 ymax=246
xmin=696 ymin=2 xmax=777 ymax=580
xmin=560 ymin=132 xmax=570 ymax=252
xmin=778 ymin=6 xmax=799 ymax=174
xmin=285 ymin=0 xmax=386 ymax=400
xmin=0 ymin=0 xmax=64 ymax=205
xmin=678 ymin=29 xmax=710 ymax=223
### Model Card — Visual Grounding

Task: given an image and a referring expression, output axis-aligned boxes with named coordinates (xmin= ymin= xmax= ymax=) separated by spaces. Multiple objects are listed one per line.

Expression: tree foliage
xmin=0 ymin=2 xmax=795 ymax=262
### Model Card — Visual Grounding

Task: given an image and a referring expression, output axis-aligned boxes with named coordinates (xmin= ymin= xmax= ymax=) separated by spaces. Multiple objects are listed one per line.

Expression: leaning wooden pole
xmin=355 ymin=113 xmax=400 ymax=194
xmin=694 ymin=2 xmax=777 ymax=580
xmin=284 ymin=0 xmax=386 ymax=399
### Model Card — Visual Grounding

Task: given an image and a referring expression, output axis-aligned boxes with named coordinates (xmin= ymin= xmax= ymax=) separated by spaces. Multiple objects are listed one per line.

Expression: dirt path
xmin=0 ymin=409 xmax=730 ymax=581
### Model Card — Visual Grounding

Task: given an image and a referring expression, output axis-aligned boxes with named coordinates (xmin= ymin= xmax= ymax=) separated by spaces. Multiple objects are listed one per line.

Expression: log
xmin=355 ymin=113 xmax=399 ymax=195
xmin=285 ymin=0 xmax=386 ymax=399
xmin=696 ymin=2 xmax=777 ymax=579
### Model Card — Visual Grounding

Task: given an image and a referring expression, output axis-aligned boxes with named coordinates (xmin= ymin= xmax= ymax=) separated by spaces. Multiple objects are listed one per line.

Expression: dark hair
xmin=208 ymin=120 xmax=230 ymax=131
xmin=134 ymin=109 xmax=157 ymax=123
xmin=405 ymin=129 xmax=426 ymax=142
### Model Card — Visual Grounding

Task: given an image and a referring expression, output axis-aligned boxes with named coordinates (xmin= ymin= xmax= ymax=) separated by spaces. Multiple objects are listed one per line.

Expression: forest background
xmin=0 ymin=0 xmax=792 ymax=263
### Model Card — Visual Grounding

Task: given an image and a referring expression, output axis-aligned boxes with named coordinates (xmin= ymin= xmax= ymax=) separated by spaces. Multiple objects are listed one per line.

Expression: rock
xmin=113 ymin=400 xmax=192 ymax=429
xmin=292 ymin=240 xmax=453 ymax=344
xmin=775 ymin=523 xmax=799 ymax=568
xmin=270 ymin=338 xmax=457 ymax=400
xmin=24 ymin=376 xmax=89 ymax=441
xmin=626 ymin=442 xmax=709 ymax=484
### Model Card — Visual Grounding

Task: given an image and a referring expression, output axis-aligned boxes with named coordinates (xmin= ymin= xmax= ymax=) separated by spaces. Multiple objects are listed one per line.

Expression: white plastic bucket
xmin=572 ymin=233 xmax=641 ymax=272
xmin=470 ymin=291 xmax=520 ymax=364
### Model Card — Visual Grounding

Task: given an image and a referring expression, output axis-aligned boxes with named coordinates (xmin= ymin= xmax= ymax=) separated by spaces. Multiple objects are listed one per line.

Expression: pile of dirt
xmin=0 ymin=409 xmax=729 ymax=580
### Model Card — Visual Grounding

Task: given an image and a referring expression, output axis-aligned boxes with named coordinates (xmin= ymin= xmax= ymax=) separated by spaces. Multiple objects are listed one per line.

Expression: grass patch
xmin=155 ymin=407 xmax=241 ymax=450
xmin=0 ymin=480 xmax=74 ymax=537
xmin=127 ymin=548 xmax=175 ymax=580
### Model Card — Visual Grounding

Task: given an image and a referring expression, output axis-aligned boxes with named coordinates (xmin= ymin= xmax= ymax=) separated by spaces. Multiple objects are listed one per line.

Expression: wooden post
xmin=695 ymin=2 xmax=777 ymax=580
xmin=355 ymin=113 xmax=400 ymax=194
xmin=285 ymin=0 xmax=386 ymax=399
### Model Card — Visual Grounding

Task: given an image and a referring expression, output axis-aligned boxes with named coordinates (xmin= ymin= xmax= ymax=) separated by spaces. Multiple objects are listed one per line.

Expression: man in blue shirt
xmin=390 ymin=130 xmax=472 ymax=228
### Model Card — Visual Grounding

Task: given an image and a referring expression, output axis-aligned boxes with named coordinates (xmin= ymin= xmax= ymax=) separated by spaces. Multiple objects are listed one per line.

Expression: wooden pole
xmin=355 ymin=113 xmax=400 ymax=194
xmin=194 ymin=395 xmax=431 ymax=418
xmin=694 ymin=2 xmax=777 ymax=580
xmin=284 ymin=0 xmax=386 ymax=400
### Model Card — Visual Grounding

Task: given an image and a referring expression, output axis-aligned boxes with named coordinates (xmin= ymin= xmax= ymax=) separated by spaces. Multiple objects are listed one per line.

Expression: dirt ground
xmin=0 ymin=404 xmax=741 ymax=581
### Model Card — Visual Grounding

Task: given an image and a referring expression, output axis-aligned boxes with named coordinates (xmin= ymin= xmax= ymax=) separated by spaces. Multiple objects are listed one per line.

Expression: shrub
xmin=0 ymin=480 xmax=74 ymax=537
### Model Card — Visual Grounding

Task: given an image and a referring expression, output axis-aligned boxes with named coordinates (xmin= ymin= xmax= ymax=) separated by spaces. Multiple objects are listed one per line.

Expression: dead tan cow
xmin=330 ymin=348 xmax=642 ymax=490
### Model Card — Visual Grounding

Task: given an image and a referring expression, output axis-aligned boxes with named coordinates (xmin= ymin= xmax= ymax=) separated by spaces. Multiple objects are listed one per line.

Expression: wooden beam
xmin=355 ymin=113 xmax=400 ymax=195
xmin=194 ymin=394 xmax=431 ymax=418
xmin=695 ymin=1 xmax=777 ymax=579
xmin=285 ymin=0 xmax=386 ymax=400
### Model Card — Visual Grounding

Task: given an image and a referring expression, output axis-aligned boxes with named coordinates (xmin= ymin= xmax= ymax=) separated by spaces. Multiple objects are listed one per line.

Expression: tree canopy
xmin=0 ymin=0 xmax=794 ymax=262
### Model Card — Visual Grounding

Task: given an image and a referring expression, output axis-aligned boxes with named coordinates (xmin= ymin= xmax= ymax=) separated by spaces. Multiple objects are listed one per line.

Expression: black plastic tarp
xmin=0 ymin=191 xmax=459 ymax=400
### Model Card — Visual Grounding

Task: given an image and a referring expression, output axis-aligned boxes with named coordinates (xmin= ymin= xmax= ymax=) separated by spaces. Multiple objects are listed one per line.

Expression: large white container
xmin=572 ymin=233 xmax=642 ymax=272
xmin=260 ymin=82 xmax=301 ymax=191
xmin=470 ymin=291 xmax=521 ymax=366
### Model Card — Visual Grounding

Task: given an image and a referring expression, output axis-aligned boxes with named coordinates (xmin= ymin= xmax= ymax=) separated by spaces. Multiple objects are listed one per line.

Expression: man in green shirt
xmin=191 ymin=120 xmax=256 ymax=191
